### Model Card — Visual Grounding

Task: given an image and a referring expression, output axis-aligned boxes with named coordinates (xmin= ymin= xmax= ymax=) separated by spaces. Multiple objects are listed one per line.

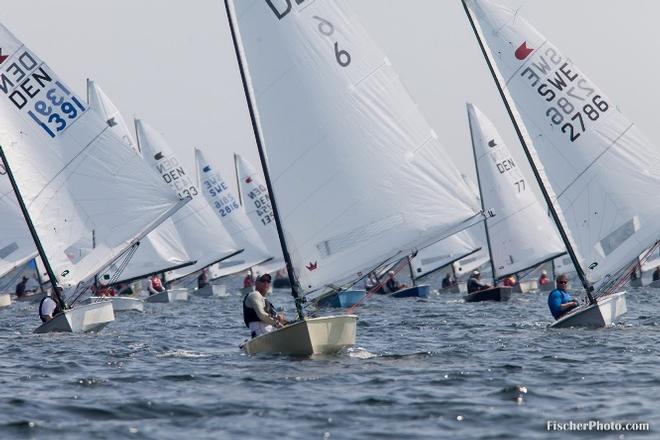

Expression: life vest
xmin=242 ymin=293 xmax=277 ymax=328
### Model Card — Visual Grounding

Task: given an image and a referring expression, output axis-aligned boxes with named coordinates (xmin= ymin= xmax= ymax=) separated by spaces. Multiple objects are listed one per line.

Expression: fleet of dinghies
xmin=0 ymin=0 xmax=658 ymax=352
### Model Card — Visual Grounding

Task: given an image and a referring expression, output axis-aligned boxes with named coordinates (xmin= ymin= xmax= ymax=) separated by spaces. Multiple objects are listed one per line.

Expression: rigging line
xmin=345 ymin=257 xmax=409 ymax=315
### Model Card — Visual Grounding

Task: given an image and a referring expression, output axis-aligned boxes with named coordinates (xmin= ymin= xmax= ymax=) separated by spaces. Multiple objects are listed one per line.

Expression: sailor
xmin=653 ymin=266 xmax=660 ymax=282
xmin=243 ymin=270 xmax=254 ymax=289
xmin=467 ymin=270 xmax=491 ymax=293
xmin=547 ymin=274 xmax=578 ymax=320
xmin=148 ymin=274 xmax=166 ymax=296
xmin=502 ymin=274 xmax=517 ymax=287
xmin=243 ymin=273 xmax=285 ymax=338
xmin=197 ymin=268 xmax=209 ymax=289
xmin=385 ymin=271 xmax=406 ymax=293
xmin=538 ymin=270 xmax=550 ymax=286
xmin=39 ymin=287 xmax=62 ymax=323
xmin=441 ymin=273 xmax=455 ymax=289
xmin=15 ymin=276 xmax=29 ymax=297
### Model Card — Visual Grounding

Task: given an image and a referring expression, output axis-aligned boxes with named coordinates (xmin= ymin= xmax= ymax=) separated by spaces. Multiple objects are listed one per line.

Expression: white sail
xmin=0 ymin=24 xmax=188 ymax=289
xmin=228 ymin=0 xmax=481 ymax=293
xmin=195 ymin=147 xmax=271 ymax=277
xmin=234 ymin=153 xmax=285 ymax=270
xmin=411 ymin=231 xmax=480 ymax=279
xmin=87 ymin=80 xmax=194 ymax=282
xmin=468 ymin=103 xmax=564 ymax=279
xmin=0 ymin=171 xmax=37 ymax=278
xmin=465 ymin=0 xmax=660 ymax=292
xmin=135 ymin=119 xmax=241 ymax=281
xmin=86 ymin=79 xmax=137 ymax=153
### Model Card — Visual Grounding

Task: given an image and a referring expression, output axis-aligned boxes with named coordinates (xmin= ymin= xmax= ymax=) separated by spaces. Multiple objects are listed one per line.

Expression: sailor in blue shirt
xmin=547 ymin=274 xmax=579 ymax=319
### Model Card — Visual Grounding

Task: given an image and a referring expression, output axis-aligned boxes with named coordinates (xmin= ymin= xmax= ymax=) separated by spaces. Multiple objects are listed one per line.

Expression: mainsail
xmin=86 ymin=80 xmax=194 ymax=282
xmin=0 ymin=23 xmax=188 ymax=291
xmin=225 ymin=0 xmax=482 ymax=294
xmin=467 ymin=103 xmax=565 ymax=280
xmin=464 ymin=0 xmax=660 ymax=295
xmin=135 ymin=119 xmax=241 ymax=281
xmin=0 ymin=171 xmax=37 ymax=279
xmin=411 ymin=231 xmax=481 ymax=280
xmin=195 ymin=147 xmax=271 ymax=277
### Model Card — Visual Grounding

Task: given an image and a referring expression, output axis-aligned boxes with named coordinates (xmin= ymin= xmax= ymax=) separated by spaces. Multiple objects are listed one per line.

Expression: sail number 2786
xmin=546 ymin=95 xmax=609 ymax=142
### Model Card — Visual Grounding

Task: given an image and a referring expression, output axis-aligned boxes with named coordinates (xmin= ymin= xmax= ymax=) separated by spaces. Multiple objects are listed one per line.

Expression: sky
xmin=2 ymin=0 xmax=659 ymax=200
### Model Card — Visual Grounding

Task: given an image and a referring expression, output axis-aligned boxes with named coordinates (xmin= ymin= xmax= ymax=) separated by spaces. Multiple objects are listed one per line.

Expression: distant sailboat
xmin=464 ymin=0 xmax=660 ymax=326
xmin=194 ymin=148 xmax=272 ymax=295
xmin=465 ymin=103 xmax=565 ymax=301
xmin=135 ymin=119 xmax=243 ymax=287
xmin=225 ymin=0 xmax=485 ymax=354
xmin=0 ymin=22 xmax=189 ymax=332
xmin=86 ymin=80 xmax=195 ymax=309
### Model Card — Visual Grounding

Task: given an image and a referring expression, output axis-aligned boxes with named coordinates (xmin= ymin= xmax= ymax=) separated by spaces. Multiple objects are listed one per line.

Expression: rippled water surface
xmin=1 ymin=274 xmax=657 ymax=439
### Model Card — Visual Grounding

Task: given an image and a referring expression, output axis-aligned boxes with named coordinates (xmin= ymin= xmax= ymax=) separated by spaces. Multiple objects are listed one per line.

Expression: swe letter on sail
xmin=265 ymin=0 xmax=307 ymax=20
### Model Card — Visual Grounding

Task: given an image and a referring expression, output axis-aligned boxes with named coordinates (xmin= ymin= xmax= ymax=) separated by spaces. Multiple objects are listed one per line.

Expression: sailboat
xmin=194 ymin=147 xmax=273 ymax=296
xmin=463 ymin=0 xmax=660 ymax=327
xmin=134 ymin=119 xmax=243 ymax=301
xmin=464 ymin=103 xmax=565 ymax=302
xmin=0 ymin=22 xmax=190 ymax=332
xmin=225 ymin=0 xmax=486 ymax=354
xmin=86 ymin=79 xmax=196 ymax=311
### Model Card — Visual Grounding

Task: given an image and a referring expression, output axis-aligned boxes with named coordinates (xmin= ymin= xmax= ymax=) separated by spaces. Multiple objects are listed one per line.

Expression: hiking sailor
xmin=243 ymin=273 xmax=286 ymax=338
xmin=39 ymin=287 xmax=63 ymax=323
xmin=467 ymin=270 xmax=491 ymax=293
xmin=547 ymin=274 xmax=579 ymax=320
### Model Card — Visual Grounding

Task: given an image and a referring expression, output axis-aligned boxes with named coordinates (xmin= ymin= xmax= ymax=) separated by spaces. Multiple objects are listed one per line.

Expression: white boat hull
xmin=513 ymin=280 xmax=538 ymax=293
xmin=242 ymin=315 xmax=357 ymax=356
xmin=550 ymin=291 xmax=627 ymax=328
xmin=192 ymin=284 xmax=227 ymax=297
xmin=0 ymin=293 xmax=11 ymax=308
xmin=145 ymin=288 xmax=189 ymax=303
xmin=34 ymin=302 xmax=115 ymax=334
xmin=86 ymin=296 xmax=144 ymax=312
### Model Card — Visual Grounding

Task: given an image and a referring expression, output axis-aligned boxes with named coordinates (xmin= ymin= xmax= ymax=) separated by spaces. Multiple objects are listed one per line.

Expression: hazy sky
xmin=2 ymin=0 xmax=659 ymax=199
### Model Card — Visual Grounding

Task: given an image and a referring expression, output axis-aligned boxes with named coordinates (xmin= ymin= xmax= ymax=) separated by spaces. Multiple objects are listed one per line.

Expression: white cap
xmin=472 ymin=270 xmax=480 ymax=276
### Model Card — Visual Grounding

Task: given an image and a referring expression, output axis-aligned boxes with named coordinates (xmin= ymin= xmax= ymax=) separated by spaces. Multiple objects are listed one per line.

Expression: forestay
xmin=228 ymin=0 xmax=481 ymax=293
xmin=195 ymin=148 xmax=271 ymax=277
xmin=468 ymin=103 xmax=564 ymax=279
xmin=465 ymin=0 xmax=660 ymax=293
xmin=87 ymin=80 xmax=193 ymax=282
xmin=135 ymin=119 xmax=241 ymax=281
xmin=0 ymin=172 xmax=37 ymax=278
xmin=0 ymin=23 xmax=188 ymax=289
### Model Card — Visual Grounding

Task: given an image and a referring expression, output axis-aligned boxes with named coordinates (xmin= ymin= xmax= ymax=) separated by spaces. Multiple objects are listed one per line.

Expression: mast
xmin=466 ymin=106 xmax=497 ymax=285
xmin=407 ymin=255 xmax=416 ymax=287
xmin=234 ymin=153 xmax=243 ymax=207
xmin=462 ymin=1 xmax=594 ymax=303
xmin=0 ymin=147 xmax=65 ymax=309
xmin=223 ymin=0 xmax=304 ymax=320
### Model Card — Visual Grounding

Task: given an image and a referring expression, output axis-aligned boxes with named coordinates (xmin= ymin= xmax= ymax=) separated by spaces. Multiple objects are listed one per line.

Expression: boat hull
xmin=438 ymin=284 xmax=461 ymax=294
xmin=0 ymin=293 xmax=11 ymax=308
xmin=242 ymin=315 xmax=357 ymax=356
xmin=86 ymin=296 xmax=144 ymax=312
xmin=34 ymin=302 xmax=115 ymax=334
xmin=390 ymin=285 xmax=430 ymax=298
xmin=145 ymin=288 xmax=189 ymax=303
xmin=193 ymin=284 xmax=227 ymax=297
xmin=550 ymin=291 xmax=627 ymax=328
xmin=463 ymin=286 xmax=512 ymax=303
xmin=315 ymin=290 xmax=366 ymax=308
xmin=538 ymin=282 xmax=554 ymax=292
xmin=513 ymin=280 xmax=538 ymax=293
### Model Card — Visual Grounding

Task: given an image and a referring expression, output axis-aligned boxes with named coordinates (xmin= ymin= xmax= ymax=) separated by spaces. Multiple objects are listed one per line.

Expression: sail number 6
xmin=313 ymin=16 xmax=351 ymax=67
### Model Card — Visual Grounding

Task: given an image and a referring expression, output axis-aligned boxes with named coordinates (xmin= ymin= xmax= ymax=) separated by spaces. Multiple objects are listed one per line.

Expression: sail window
xmin=316 ymin=214 xmax=405 ymax=257
xmin=597 ymin=217 xmax=639 ymax=257
xmin=421 ymin=255 xmax=452 ymax=266
xmin=0 ymin=242 xmax=18 ymax=259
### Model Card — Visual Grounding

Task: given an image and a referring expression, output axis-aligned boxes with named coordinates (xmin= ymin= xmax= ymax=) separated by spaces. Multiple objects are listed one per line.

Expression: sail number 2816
xmin=546 ymin=95 xmax=609 ymax=142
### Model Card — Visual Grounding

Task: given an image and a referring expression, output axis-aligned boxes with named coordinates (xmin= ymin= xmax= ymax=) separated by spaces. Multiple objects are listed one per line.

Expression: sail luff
xmin=467 ymin=104 xmax=497 ymax=282
xmin=461 ymin=0 xmax=593 ymax=299
xmin=223 ymin=0 xmax=304 ymax=319
xmin=0 ymin=146 xmax=64 ymax=307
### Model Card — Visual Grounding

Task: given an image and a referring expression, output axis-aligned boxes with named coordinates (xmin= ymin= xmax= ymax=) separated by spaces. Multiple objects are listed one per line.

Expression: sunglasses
xmin=557 ymin=280 xmax=568 ymax=284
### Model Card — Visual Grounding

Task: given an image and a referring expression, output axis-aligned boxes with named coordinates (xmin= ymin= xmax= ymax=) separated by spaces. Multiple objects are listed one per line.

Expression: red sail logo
xmin=306 ymin=261 xmax=318 ymax=271
xmin=0 ymin=49 xmax=7 ymax=64
xmin=245 ymin=176 xmax=253 ymax=184
xmin=515 ymin=42 xmax=534 ymax=60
